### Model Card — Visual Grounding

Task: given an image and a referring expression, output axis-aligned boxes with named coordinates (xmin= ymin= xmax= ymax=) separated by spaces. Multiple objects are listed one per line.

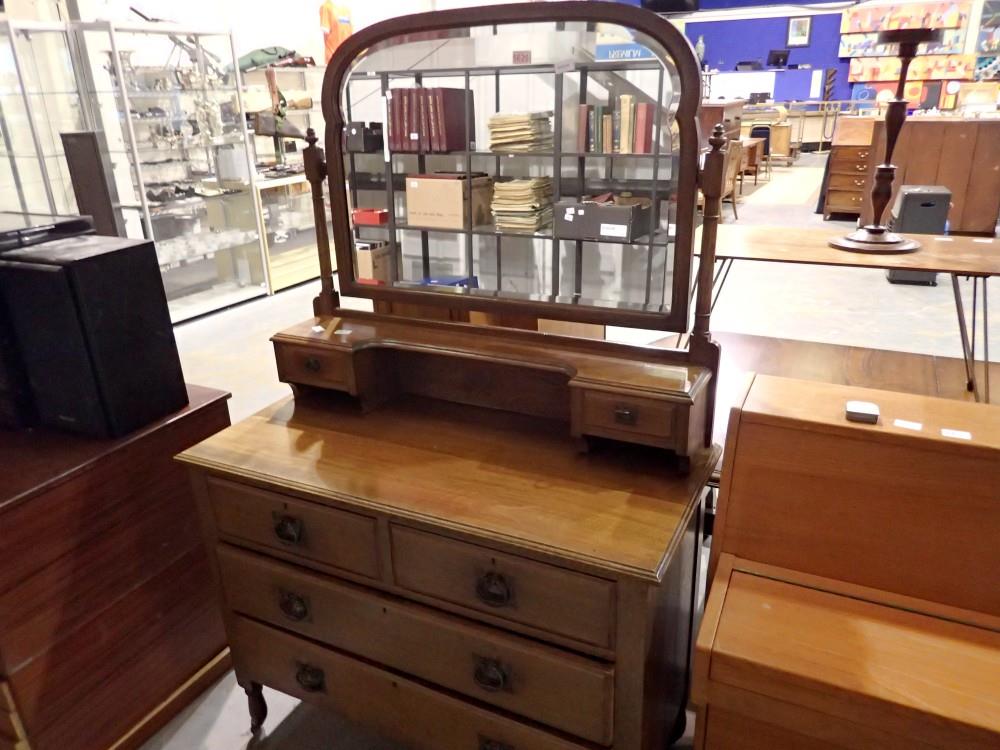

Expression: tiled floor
xmin=148 ymin=152 xmax=998 ymax=749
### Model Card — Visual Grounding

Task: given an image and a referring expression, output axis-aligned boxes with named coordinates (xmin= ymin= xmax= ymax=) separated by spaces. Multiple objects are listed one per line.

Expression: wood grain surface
xmin=179 ymin=393 xmax=718 ymax=581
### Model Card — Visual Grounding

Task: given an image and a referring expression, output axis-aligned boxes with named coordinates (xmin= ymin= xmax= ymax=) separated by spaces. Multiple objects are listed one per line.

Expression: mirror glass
xmin=339 ymin=19 xmax=687 ymax=315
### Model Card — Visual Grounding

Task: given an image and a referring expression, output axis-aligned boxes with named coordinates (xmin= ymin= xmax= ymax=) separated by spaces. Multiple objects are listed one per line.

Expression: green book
xmin=594 ymin=105 xmax=604 ymax=154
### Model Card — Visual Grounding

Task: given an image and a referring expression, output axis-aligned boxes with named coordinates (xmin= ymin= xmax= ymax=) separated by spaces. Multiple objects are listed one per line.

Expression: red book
xmin=418 ymin=88 xmax=431 ymax=153
xmin=634 ymin=102 xmax=653 ymax=154
xmin=406 ymin=89 xmax=419 ymax=152
xmin=438 ymin=88 xmax=475 ymax=152
xmin=427 ymin=87 xmax=440 ymax=152
xmin=388 ymin=91 xmax=400 ymax=152
xmin=577 ymin=104 xmax=590 ymax=154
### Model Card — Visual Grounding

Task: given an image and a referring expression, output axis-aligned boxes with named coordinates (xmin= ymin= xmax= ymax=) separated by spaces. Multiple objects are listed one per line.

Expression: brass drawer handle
xmin=473 ymin=656 xmax=510 ymax=693
xmin=857 ymin=150 xmax=869 ymax=158
xmin=278 ymin=589 xmax=309 ymax=621
xmin=273 ymin=513 xmax=304 ymax=545
xmin=479 ymin=738 xmax=513 ymax=750
xmin=475 ymin=571 xmax=512 ymax=608
xmin=854 ymin=179 xmax=864 ymax=186
xmin=295 ymin=662 xmax=325 ymax=692
xmin=304 ymin=356 xmax=322 ymax=373
xmin=855 ymin=164 xmax=866 ymax=171
xmin=614 ymin=405 xmax=638 ymax=426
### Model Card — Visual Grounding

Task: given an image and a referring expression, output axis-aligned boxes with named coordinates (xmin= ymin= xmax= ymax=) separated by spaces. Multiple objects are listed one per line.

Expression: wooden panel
xmin=217 ymin=545 xmax=614 ymax=743
xmin=273 ymin=341 xmax=352 ymax=391
xmin=390 ymin=525 xmax=615 ymax=649
xmin=9 ymin=549 xmax=225 ymax=750
xmin=827 ymin=174 xmax=867 ymax=192
xmin=229 ymin=616 xmax=589 ymax=750
xmin=932 ymin=121 xmax=977 ymax=230
xmin=180 ymin=393 xmax=716 ymax=582
xmin=899 ymin=121 xmax=945 ymax=188
xmin=962 ymin=122 xmax=1000 ymax=234
xmin=710 ymin=572 xmax=1000 ymax=749
xmin=704 ymin=707 xmax=843 ymax=750
xmin=0 ymin=478 xmax=200 ymax=673
xmin=831 ymin=118 xmax=875 ymax=147
xmin=0 ymin=388 xmax=230 ymax=593
xmin=207 ymin=477 xmax=379 ymax=579
xmin=581 ymin=389 xmax=675 ymax=441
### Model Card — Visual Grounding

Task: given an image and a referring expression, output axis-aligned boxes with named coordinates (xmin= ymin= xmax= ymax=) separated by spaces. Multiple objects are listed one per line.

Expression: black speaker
xmin=0 ymin=235 xmax=188 ymax=437
xmin=642 ymin=0 xmax=700 ymax=12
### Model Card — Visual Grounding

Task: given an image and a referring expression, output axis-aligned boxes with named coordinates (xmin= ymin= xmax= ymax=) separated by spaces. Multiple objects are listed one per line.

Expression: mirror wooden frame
xmin=319 ymin=1 xmax=703 ymax=332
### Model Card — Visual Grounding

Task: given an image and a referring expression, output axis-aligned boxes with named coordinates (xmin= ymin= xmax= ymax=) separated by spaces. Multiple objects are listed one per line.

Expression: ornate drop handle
xmin=475 ymin=571 xmax=512 ymax=608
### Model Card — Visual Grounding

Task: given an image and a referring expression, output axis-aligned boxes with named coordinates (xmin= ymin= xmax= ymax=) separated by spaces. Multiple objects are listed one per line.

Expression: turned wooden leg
xmin=246 ymin=682 xmax=267 ymax=735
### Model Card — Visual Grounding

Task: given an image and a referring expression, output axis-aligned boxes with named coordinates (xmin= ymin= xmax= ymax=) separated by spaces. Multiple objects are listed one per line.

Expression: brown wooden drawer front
xmin=704 ymin=707 xmax=844 ymax=750
xmin=207 ymin=478 xmax=379 ymax=579
xmin=390 ymin=526 xmax=615 ymax=649
xmin=825 ymin=191 xmax=864 ymax=213
xmin=827 ymin=174 xmax=867 ymax=192
xmin=273 ymin=342 xmax=351 ymax=390
xmin=581 ymin=389 xmax=675 ymax=441
xmin=229 ymin=615 xmax=588 ymax=750
xmin=218 ymin=546 xmax=614 ymax=743
xmin=829 ymin=146 xmax=872 ymax=167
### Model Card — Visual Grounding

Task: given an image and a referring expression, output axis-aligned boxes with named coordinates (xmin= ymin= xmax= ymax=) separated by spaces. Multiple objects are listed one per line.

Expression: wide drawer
xmin=218 ymin=545 xmax=614 ymax=744
xmin=827 ymin=174 xmax=867 ymax=191
xmin=825 ymin=190 xmax=864 ymax=212
xmin=207 ymin=478 xmax=379 ymax=579
xmin=273 ymin=341 xmax=351 ymax=390
xmin=829 ymin=146 xmax=872 ymax=166
xmin=229 ymin=615 xmax=588 ymax=750
xmin=390 ymin=526 xmax=615 ymax=649
xmin=581 ymin=389 xmax=675 ymax=443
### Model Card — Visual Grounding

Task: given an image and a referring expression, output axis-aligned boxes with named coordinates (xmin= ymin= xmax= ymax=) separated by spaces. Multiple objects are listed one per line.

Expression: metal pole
xmin=952 ymin=274 xmax=979 ymax=400
xmin=10 ymin=25 xmax=58 ymax=214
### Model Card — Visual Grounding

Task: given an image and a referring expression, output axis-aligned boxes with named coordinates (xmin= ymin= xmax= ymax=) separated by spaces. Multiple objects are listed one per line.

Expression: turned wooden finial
xmin=303 ymin=126 xmax=339 ymax=316
xmin=693 ymin=123 xmax=727 ymax=339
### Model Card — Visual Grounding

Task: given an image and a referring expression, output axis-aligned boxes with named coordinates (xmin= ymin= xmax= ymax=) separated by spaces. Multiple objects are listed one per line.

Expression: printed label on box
xmin=600 ymin=223 xmax=628 ymax=238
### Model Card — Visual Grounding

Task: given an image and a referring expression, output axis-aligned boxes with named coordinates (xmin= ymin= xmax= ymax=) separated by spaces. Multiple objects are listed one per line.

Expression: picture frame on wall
xmin=787 ymin=16 xmax=812 ymax=47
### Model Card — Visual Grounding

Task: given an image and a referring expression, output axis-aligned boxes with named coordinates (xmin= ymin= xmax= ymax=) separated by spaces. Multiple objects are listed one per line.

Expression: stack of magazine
xmin=491 ymin=177 xmax=553 ymax=232
xmin=488 ymin=112 xmax=553 ymax=153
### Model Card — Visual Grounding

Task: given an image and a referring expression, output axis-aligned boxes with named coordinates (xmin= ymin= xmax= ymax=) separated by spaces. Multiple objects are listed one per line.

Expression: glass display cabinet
xmin=256 ymin=173 xmax=332 ymax=292
xmin=245 ymin=65 xmax=326 ymax=170
xmin=0 ymin=21 xmax=86 ymax=216
xmin=73 ymin=22 xmax=266 ymax=322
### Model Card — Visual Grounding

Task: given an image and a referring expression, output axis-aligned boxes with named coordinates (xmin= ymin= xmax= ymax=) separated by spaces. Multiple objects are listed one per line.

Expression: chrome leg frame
xmin=951 ymin=274 xmax=991 ymax=403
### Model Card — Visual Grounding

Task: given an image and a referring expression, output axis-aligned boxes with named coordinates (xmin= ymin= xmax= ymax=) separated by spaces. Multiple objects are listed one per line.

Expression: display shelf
xmin=358 ymin=221 xmax=676 ymax=247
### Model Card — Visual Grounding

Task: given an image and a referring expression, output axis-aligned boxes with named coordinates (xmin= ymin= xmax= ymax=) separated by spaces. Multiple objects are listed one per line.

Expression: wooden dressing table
xmin=180 ymin=3 xmax=730 ymax=747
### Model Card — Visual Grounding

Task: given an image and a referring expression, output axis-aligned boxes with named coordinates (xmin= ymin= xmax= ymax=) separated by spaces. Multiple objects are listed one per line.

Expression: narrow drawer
xmin=825 ymin=190 xmax=864 ymax=213
xmin=230 ymin=615 xmax=589 ymax=750
xmin=830 ymin=146 xmax=872 ymax=165
xmin=218 ymin=546 xmax=614 ymax=743
xmin=390 ymin=526 xmax=615 ymax=649
xmin=827 ymin=174 xmax=867 ymax=191
xmin=207 ymin=478 xmax=378 ymax=579
xmin=582 ymin=389 xmax=675 ymax=441
xmin=273 ymin=341 xmax=351 ymax=390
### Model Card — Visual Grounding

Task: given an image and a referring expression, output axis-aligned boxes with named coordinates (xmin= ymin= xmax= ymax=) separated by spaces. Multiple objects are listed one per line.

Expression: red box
xmin=352 ymin=208 xmax=389 ymax=226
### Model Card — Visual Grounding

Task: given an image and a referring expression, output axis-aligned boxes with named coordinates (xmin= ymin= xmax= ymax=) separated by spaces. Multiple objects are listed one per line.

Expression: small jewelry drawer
xmin=218 ymin=546 xmax=614 ymax=743
xmin=390 ymin=525 xmax=615 ymax=650
xmin=581 ymin=389 xmax=676 ymax=442
xmin=830 ymin=146 xmax=872 ymax=166
xmin=273 ymin=341 xmax=351 ymax=390
xmin=827 ymin=174 xmax=867 ymax=191
xmin=825 ymin=190 xmax=865 ymax=212
xmin=207 ymin=477 xmax=379 ymax=579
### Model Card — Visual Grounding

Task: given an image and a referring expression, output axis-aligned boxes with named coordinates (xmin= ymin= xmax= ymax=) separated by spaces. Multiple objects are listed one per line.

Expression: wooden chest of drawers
xmin=180 ymin=394 xmax=718 ymax=749
xmin=823 ymin=129 xmax=876 ymax=220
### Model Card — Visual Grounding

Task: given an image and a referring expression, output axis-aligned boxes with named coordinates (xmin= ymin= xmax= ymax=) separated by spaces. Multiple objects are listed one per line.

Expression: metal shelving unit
xmin=344 ymin=56 xmax=678 ymax=308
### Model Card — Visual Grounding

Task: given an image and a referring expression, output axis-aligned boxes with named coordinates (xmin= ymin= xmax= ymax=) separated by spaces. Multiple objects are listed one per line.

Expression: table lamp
xmin=830 ymin=28 xmax=943 ymax=254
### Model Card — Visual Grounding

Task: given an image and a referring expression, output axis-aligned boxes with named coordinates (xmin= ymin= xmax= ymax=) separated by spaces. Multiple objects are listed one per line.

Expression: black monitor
xmin=767 ymin=49 xmax=790 ymax=68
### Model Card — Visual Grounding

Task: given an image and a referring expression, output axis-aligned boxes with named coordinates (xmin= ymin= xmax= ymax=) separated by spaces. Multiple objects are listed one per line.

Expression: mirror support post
xmin=689 ymin=123 xmax=725 ymax=447
xmin=305 ymin=128 xmax=340 ymax=317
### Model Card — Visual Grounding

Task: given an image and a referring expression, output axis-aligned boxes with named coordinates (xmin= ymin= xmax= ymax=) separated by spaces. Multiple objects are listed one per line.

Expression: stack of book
xmin=386 ymin=87 xmax=475 ymax=153
xmin=491 ymin=177 xmax=553 ymax=232
xmin=488 ymin=112 xmax=554 ymax=153
xmin=576 ymin=96 xmax=655 ymax=154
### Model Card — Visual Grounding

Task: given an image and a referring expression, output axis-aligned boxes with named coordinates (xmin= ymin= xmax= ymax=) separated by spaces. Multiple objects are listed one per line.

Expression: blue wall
xmin=684 ymin=13 xmax=850 ymax=100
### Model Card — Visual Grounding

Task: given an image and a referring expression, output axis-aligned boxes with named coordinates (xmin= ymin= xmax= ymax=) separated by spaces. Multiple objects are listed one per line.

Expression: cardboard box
xmin=354 ymin=240 xmax=392 ymax=283
xmin=405 ymin=174 xmax=493 ymax=230
xmin=554 ymin=199 xmax=653 ymax=243
xmin=352 ymin=208 xmax=389 ymax=226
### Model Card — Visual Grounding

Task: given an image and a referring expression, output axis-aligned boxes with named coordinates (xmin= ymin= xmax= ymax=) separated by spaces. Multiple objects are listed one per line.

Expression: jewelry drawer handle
xmin=278 ymin=589 xmax=309 ymax=621
xmin=857 ymin=150 xmax=869 ymax=158
xmin=475 ymin=571 xmax=512 ymax=608
xmin=854 ymin=179 xmax=864 ymax=186
xmin=855 ymin=164 xmax=866 ymax=172
xmin=273 ymin=513 xmax=304 ymax=545
xmin=614 ymin=405 xmax=638 ymax=426
xmin=295 ymin=662 xmax=325 ymax=692
xmin=479 ymin=738 xmax=513 ymax=750
xmin=304 ymin=356 xmax=322 ymax=373
xmin=473 ymin=656 xmax=510 ymax=693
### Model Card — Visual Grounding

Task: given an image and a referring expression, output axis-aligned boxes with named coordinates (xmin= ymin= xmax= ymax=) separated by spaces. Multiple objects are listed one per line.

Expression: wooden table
xmin=0 ymin=385 xmax=231 ymax=750
xmin=698 ymin=225 xmax=1000 ymax=403
xmin=738 ymin=137 xmax=765 ymax=186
